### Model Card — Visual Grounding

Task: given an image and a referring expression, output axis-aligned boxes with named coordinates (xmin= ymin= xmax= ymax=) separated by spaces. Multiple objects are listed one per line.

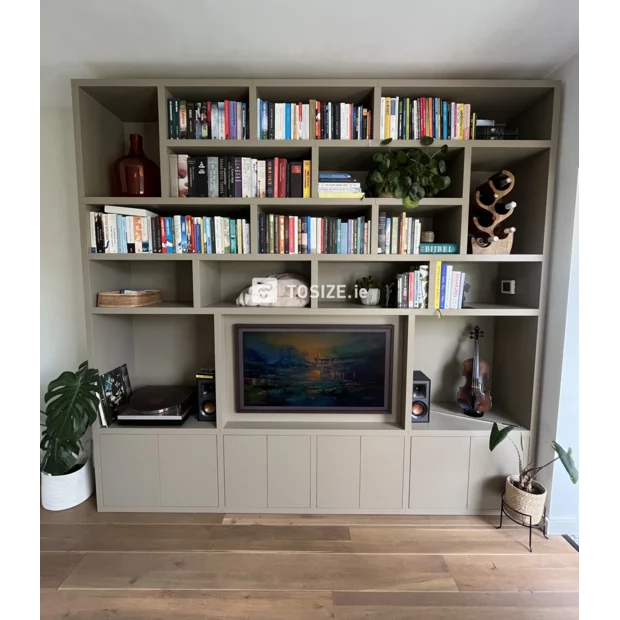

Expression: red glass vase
xmin=111 ymin=134 xmax=160 ymax=197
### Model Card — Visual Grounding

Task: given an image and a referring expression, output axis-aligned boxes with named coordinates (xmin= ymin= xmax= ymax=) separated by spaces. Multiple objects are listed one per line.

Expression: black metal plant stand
xmin=496 ymin=492 xmax=548 ymax=552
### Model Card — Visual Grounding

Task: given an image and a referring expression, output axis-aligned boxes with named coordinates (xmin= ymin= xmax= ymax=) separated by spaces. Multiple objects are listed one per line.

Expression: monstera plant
xmin=365 ymin=136 xmax=451 ymax=207
xmin=40 ymin=361 xmax=100 ymax=476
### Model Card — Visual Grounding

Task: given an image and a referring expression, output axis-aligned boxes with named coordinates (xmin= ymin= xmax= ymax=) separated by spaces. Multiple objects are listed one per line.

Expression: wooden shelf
xmin=224 ymin=420 xmax=404 ymax=433
xmin=430 ymin=402 xmax=528 ymax=431
xmin=100 ymin=417 xmax=217 ymax=434
xmin=92 ymin=301 xmax=195 ymax=314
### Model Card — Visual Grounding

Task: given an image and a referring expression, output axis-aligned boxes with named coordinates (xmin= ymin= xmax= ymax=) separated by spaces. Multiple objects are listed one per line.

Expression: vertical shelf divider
xmin=372 ymin=86 xmax=382 ymax=142
xmin=249 ymin=203 xmax=259 ymax=255
xmin=157 ymin=85 xmax=171 ymax=199
xmin=460 ymin=145 xmax=473 ymax=254
xmin=248 ymin=83 xmax=258 ymax=141
xmin=310 ymin=257 xmax=319 ymax=309
xmin=311 ymin=146 xmax=319 ymax=197
xmin=370 ymin=201 xmax=379 ymax=255
xmin=191 ymin=256 xmax=201 ymax=309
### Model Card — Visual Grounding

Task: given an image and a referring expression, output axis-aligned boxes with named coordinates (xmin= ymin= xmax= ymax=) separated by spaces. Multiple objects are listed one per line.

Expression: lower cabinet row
xmin=98 ymin=433 xmax=526 ymax=511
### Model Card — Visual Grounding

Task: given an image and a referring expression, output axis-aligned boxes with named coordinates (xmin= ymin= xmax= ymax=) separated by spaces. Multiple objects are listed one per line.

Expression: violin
xmin=456 ymin=326 xmax=492 ymax=418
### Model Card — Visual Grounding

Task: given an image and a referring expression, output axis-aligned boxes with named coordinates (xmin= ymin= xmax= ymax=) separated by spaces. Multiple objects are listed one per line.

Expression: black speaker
xmin=412 ymin=371 xmax=431 ymax=423
xmin=196 ymin=369 xmax=216 ymax=421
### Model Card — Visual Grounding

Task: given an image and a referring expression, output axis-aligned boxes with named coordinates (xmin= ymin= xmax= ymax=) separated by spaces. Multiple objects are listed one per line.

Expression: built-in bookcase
xmin=73 ymin=79 xmax=559 ymax=513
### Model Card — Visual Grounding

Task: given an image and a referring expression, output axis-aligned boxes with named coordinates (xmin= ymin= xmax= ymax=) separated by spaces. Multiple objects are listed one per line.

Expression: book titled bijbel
xmin=419 ymin=243 xmax=458 ymax=254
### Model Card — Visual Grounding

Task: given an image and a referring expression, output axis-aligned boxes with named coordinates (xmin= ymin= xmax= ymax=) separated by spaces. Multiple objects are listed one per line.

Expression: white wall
xmin=40 ymin=98 xmax=86 ymax=407
xmin=537 ymin=54 xmax=579 ymax=534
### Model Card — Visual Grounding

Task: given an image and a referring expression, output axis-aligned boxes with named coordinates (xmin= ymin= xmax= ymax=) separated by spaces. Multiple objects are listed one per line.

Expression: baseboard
xmin=547 ymin=517 xmax=579 ymax=536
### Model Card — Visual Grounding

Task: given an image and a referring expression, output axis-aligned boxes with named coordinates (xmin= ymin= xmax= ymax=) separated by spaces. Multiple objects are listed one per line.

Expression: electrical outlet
xmin=501 ymin=280 xmax=516 ymax=295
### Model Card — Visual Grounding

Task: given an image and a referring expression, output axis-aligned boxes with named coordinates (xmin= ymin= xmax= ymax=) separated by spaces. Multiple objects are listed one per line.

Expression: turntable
xmin=117 ymin=386 xmax=193 ymax=423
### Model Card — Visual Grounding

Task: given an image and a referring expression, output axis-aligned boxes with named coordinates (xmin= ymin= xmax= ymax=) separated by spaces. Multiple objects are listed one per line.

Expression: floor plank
xmin=41 ymin=499 xmax=224 ymax=525
xmin=222 ymin=514 xmax=511 ymax=527
xmin=41 ymin=590 xmax=334 ymax=620
xmin=349 ymin=526 xmax=575 ymax=555
xmin=60 ymin=552 xmax=456 ymax=591
xmin=333 ymin=592 xmax=579 ymax=620
xmin=41 ymin=524 xmax=352 ymax=552
xmin=40 ymin=552 xmax=85 ymax=589
xmin=445 ymin=555 xmax=579 ymax=592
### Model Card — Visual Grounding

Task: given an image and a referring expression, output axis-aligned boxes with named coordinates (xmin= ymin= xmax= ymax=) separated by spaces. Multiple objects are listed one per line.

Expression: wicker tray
xmin=97 ymin=290 xmax=163 ymax=308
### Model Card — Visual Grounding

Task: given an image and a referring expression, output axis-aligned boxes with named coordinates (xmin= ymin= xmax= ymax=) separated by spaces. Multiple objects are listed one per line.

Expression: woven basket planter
xmin=504 ymin=475 xmax=547 ymax=526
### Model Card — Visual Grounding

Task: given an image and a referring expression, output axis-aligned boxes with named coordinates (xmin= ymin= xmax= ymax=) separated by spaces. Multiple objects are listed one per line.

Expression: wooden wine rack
xmin=471 ymin=169 xmax=516 ymax=255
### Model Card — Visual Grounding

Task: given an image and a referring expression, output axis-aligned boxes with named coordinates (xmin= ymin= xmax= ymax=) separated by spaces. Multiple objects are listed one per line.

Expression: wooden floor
xmin=41 ymin=499 xmax=578 ymax=619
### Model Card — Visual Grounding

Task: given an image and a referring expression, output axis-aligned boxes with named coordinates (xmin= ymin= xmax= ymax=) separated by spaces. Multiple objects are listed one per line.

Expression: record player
xmin=117 ymin=386 xmax=193 ymax=423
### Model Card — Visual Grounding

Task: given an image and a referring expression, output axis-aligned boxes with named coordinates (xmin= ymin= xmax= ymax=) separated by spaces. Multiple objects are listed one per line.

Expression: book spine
xmin=207 ymin=157 xmax=218 ymax=197
xmin=278 ymin=216 xmax=285 ymax=254
xmin=167 ymin=98 xmax=174 ymax=139
xmin=224 ymin=218 xmax=231 ymax=253
xmin=378 ymin=212 xmax=386 ymax=254
xmin=196 ymin=158 xmax=207 ymax=197
xmin=434 ymin=261 xmax=442 ymax=309
xmin=450 ymin=271 xmax=461 ymax=309
xmin=141 ymin=216 xmax=149 ymax=252
xmin=179 ymin=100 xmax=187 ymax=138
xmin=211 ymin=102 xmax=218 ymax=139
xmin=94 ymin=214 xmax=105 ymax=253
xmin=173 ymin=216 xmax=182 ymax=253
xmin=173 ymin=99 xmax=180 ymax=139
xmin=163 ymin=217 xmax=172 ymax=253
xmin=133 ymin=216 xmax=142 ymax=253
xmin=257 ymin=160 xmax=266 ymax=197
xmin=445 ymin=265 xmax=453 ymax=309
xmin=159 ymin=218 xmax=167 ymax=253
xmin=186 ymin=157 xmax=197 ymax=197
xmin=465 ymin=104 xmax=471 ymax=140
xmin=439 ymin=263 xmax=447 ymax=309
xmin=458 ymin=273 xmax=466 ymax=309
xmin=241 ymin=157 xmax=252 ymax=198
xmin=303 ymin=160 xmax=311 ymax=198
xmin=442 ymin=100 xmax=448 ymax=140
xmin=187 ymin=102 xmax=195 ymax=138
xmin=202 ymin=102 xmax=209 ymax=138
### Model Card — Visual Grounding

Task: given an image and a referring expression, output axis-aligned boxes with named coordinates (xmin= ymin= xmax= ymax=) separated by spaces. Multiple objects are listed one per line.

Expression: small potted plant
xmin=356 ymin=275 xmax=382 ymax=306
xmin=365 ymin=137 xmax=451 ymax=207
xmin=40 ymin=361 xmax=100 ymax=511
xmin=489 ymin=423 xmax=579 ymax=526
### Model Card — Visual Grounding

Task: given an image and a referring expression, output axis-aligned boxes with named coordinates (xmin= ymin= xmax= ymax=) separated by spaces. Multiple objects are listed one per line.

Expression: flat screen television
xmin=235 ymin=324 xmax=393 ymax=413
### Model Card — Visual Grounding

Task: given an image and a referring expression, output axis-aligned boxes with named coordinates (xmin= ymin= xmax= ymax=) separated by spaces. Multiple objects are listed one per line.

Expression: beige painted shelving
xmin=73 ymin=78 xmax=559 ymax=514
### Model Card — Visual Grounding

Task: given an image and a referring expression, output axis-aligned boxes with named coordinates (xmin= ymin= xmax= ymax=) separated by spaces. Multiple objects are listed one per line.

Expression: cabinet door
xmin=224 ymin=435 xmax=267 ymax=508
xmin=268 ymin=436 xmax=311 ymax=508
xmin=409 ymin=436 xmax=470 ymax=511
xmin=468 ymin=435 xmax=530 ymax=510
xmin=317 ymin=436 xmax=360 ymax=509
xmin=159 ymin=435 xmax=219 ymax=507
xmin=360 ymin=436 xmax=404 ymax=509
xmin=99 ymin=434 xmax=161 ymax=507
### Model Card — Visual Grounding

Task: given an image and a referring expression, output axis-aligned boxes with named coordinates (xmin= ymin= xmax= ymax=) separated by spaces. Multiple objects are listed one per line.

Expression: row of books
xmin=171 ymin=154 xmax=311 ymax=198
xmin=90 ymin=206 xmax=250 ymax=254
xmin=434 ymin=262 xmax=467 ymax=309
xmin=257 ymin=100 xmax=372 ymax=140
xmin=380 ymin=97 xmax=475 ymax=140
xmin=395 ymin=266 xmax=429 ymax=309
xmin=378 ymin=213 xmax=422 ymax=254
xmin=258 ymin=214 xmax=370 ymax=254
xmin=167 ymin=99 xmax=248 ymax=140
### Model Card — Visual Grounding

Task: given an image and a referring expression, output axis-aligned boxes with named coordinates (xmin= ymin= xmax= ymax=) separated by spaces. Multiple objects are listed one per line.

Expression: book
xmin=419 ymin=243 xmax=458 ymax=254
xmin=434 ymin=261 xmax=442 ymax=309
xmin=318 ymin=192 xmax=363 ymax=198
xmin=439 ymin=263 xmax=447 ymax=309
xmin=187 ymin=157 xmax=197 ymax=197
xmin=303 ymin=160 xmax=311 ymax=197
xmin=103 ymin=205 xmax=157 ymax=218
xmin=196 ymin=157 xmax=208 ymax=197
xmin=290 ymin=162 xmax=303 ymax=198
xmin=444 ymin=265 xmax=453 ymax=310
xmin=207 ymin=157 xmax=218 ymax=198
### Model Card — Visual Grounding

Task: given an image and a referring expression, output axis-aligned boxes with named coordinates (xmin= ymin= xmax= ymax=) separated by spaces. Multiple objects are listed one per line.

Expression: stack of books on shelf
xmin=170 ymin=154 xmax=311 ymax=198
xmin=257 ymin=99 xmax=372 ymax=140
xmin=90 ymin=206 xmax=250 ymax=254
xmin=167 ymin=99 xmax=247 ymax=139
xmin=434 ymin=261 xmax=467 ymax=309
xmin=380 ymin=97 xmax=474 ymax=140
xmin=475 ymin=119 xmax=519 ymax=140
xmin=395 ymin=265 xmax=429 ymax=309
xmin=318 ymin=171 xmax=364 ymax=199
xmin=258 ymin=214 xmax=369 ymax=254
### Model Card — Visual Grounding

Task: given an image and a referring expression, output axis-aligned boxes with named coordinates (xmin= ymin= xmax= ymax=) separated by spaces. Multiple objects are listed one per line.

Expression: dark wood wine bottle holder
xmin=470 ymin=169 xmax=515 ymax=255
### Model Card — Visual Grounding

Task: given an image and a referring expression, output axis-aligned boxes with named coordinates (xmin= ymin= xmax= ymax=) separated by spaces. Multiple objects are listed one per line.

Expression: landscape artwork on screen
xmin=236 ymin=325 xmax=393 ymax=412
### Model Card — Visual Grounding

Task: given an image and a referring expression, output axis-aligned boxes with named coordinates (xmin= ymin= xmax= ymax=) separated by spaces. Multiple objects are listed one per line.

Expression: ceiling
xmin=41 ymin=0 xmax=578 ymax=106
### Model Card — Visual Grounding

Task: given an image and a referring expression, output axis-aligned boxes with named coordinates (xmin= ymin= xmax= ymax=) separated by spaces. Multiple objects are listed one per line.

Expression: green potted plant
xmin=356 ymin=275 xmax=382 ymax=306
xmin=40 ymin=361 xmax=101 ymax=511
xmin=365 ymin=137 xmax=451 ymax=207
xmin=489 ymin=423 xmax=579 ymax=525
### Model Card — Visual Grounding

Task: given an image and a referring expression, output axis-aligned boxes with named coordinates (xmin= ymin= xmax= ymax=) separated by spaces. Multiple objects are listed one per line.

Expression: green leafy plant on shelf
xmin=355 ymin=275 xmax=382 ymax=291
xmin=40 ymin=361 xmax=100 ymax=475
xmin=365 ymin=136 xmax=451 ymax=207
xmin=489 ymin=423 xmax=579 ymax=494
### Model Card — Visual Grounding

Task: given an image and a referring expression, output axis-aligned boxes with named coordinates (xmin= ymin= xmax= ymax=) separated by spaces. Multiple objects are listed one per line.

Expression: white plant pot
xmin=504 ymin=475 xmax=547 ymax=526
xmin=41 ymin=457 xmax=94 ymax=511
xmin=360 ymin=288 xmax=381 ymax=306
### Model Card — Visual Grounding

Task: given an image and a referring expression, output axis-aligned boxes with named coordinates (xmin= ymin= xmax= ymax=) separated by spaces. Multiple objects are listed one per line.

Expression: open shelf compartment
xmin=413 ymin=315 xmax=539 ymax=430
xmin=75 ymin=85 xmax=160 ymax=198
